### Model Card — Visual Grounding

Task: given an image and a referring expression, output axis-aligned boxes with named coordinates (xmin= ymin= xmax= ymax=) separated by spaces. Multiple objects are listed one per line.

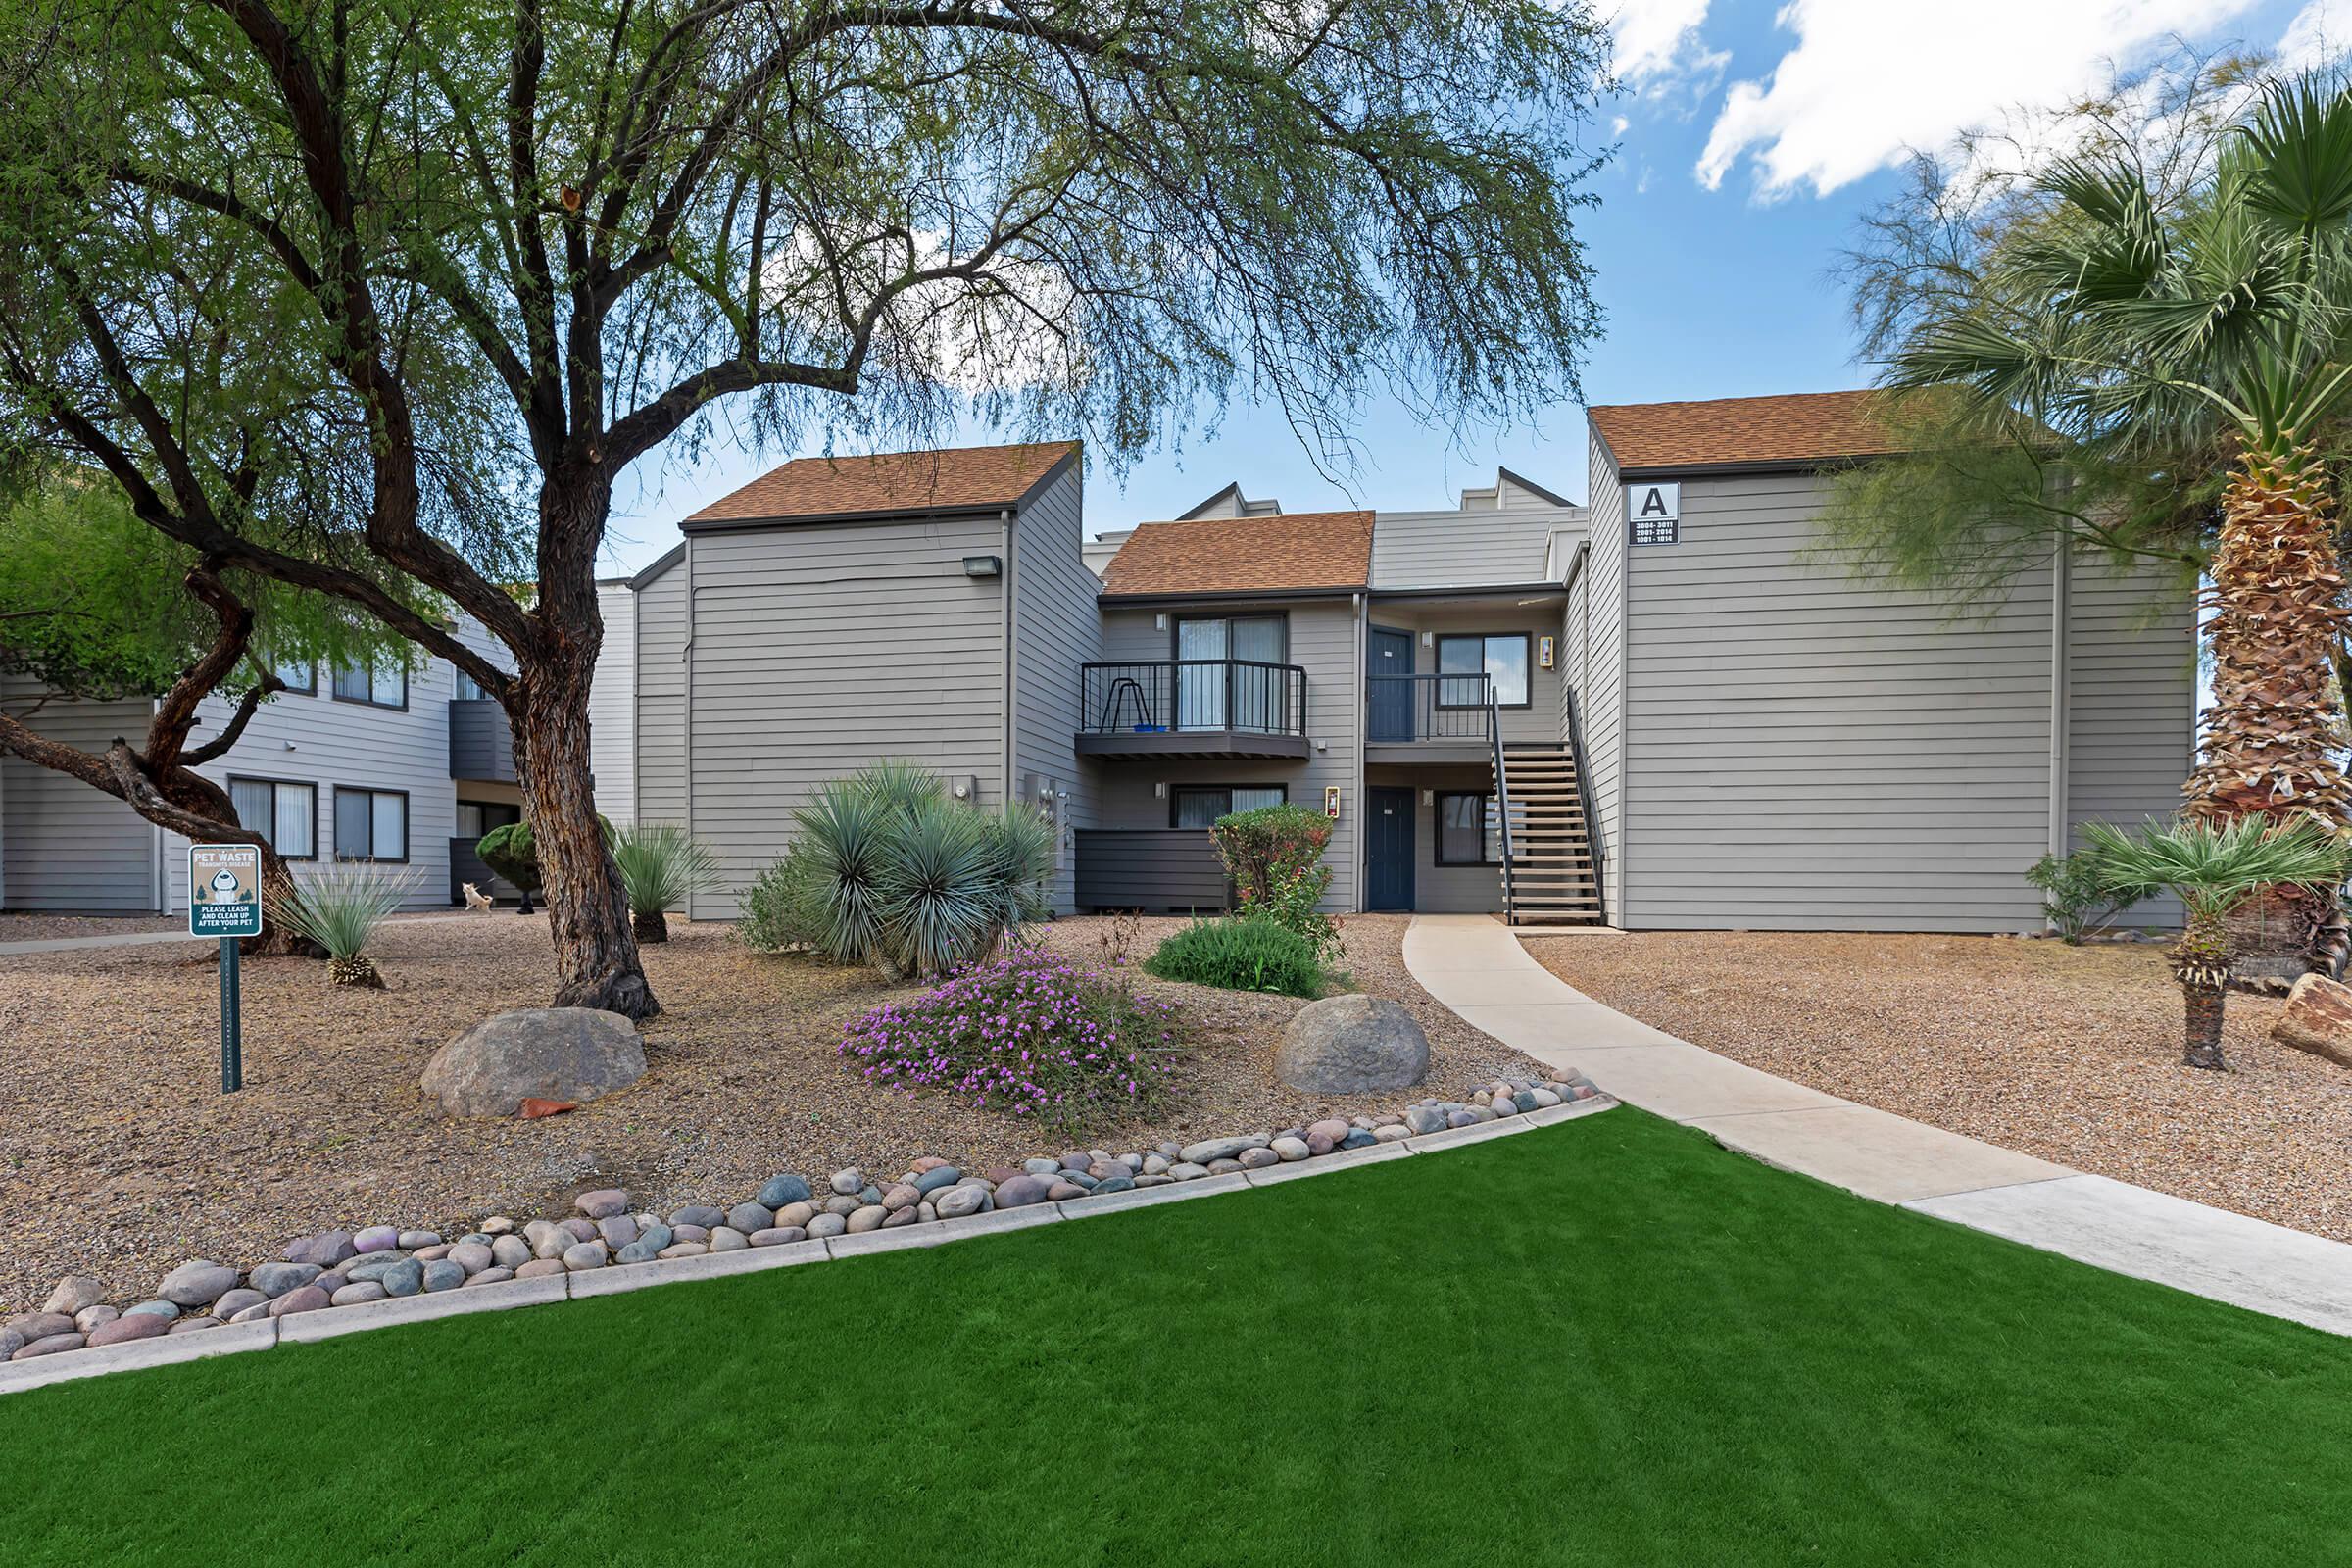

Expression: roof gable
xmin=1589 ymin=391 xmax=1902 ymax=473
xmin=1100 ymin=511 xmax=1374 ymax=598
xmin=684 ymin=440 xmax=1078 ymax=528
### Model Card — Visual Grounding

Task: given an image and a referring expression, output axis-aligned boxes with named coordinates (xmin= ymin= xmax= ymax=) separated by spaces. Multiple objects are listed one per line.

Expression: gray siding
xmin=682 ymin=516 xmax=1009 ymax=918
xmin=1617 ymin=469 xmax=2062 ymax=933
xmin=591 ymin=583 xmax=637 ymax=822
xmin=1370 ymin=604 xmax=1568 ymax=747
xmin=1009 ymin=466 xmax=1098 ymax=913
xmin=2066 ymin=551 xmax=2194 ymax=927
xmin=1369 ymin=507 xmax=1580 ymax=589
xmin=635 ymin=564 xmax=689 ymax=829
xmin=1365 ymin=761 xmax=1509 ymax=913
xmin=1093 ymin=597 xmax=1359 ymax=911
xmin=0 ymin=685 xmax=158 ymax=911
xmin=1577 ymin=427 xmax=1629 ymax=924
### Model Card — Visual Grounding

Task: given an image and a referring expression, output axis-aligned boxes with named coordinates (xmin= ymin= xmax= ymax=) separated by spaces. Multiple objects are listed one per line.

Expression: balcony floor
xmin=1076 ymin=730 xmax=1312 ymax=762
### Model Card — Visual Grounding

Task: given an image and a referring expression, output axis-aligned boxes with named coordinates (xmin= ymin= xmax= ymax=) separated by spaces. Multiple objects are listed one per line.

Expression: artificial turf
xmin=3 ymin=1107 xmax=2347 ymax=1566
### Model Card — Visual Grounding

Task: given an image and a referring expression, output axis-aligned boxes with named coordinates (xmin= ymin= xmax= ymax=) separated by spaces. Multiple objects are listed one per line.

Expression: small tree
xmin=611 ymin=822 xmax=720 ymax=944
xmin=478 ymin=816 xmax=614 ymax=916
xmin=2024 ymin=849 xmax=2127 ymax=944
xmin=1208 ymin=803 xmax=1340 ymax=962
xmin=2084 ymin=817 xmax=2346 ymax=1069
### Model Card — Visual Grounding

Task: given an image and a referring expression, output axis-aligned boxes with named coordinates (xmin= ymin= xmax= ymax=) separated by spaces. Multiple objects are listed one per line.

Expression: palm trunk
xmin=632 ymin=908 xmax=669 ymax=944
xmin=2181 ymin=980 xmax=2228 ymax=1070
xmin=2171 ymin=911 xmax=2233 ymax=1070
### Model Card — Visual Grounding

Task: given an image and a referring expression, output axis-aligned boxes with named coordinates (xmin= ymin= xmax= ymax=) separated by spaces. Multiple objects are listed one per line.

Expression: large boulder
xmin=1275 ymin=995 xmax=1431 ymax=1095
xmin=422 ymin=1007 xmax=647 ymax=1117
xmin=2272 ymin=973 xmax=2352 ymax=1067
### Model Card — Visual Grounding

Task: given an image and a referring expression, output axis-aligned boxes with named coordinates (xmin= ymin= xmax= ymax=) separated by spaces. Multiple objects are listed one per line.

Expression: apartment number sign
xmin=1324 ymin=786 xmax=1342 ymax=820
xmin=1627 ymin=481 xmax=1681 ymax=546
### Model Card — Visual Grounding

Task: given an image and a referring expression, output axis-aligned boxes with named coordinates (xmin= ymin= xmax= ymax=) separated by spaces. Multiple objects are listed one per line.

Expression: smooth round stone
xmin=632 ymin=1222 xmax=674 ymax=1254
xmin=44 ymin=1275 xmax=106 ymax=1316
xmin=1022 ymin=1157 xmax=1061 ymax=1177
xmin=669 ymin=1205 xmax=726 ymax=1230
xmin=726 ymin=1202 xmax=774 ymax=1235
xmin=1060 ymin=1170 xmax=1099 ymax=1191
xmin=380 ymin=1259 xmax=426 ymax=1298
xmin=227 ymin=1302 xmax=274 ymax=1325
xmin=563 ymin=1241 xmax=610 ymax=1271
xmin=463 ymin=1267 xmax=515 ymax=1287
xmin=270 ymin=1286 xmax=331 ymax=1317
xmin=158 ymin=1260 xmax=240 ymax=1308
xmin=1141 ymin=1154 xmax=1170 ymax=1176
xmin=614 ymin=1239 xmax=663 ymax=1264
xmin=1179 ymin=1135 xmax=1266 ymax=1164
xmin=917 ymin=1202 xmax=937 ymax=1221
xmin=167 ymin=1317 xmax=220 ymax=1335
xmin=560 ymin=1217 xmax=600 ymax=1244
xmin=249 ymin=1261 xmax=320 ymax=1298
xmin=353 ymin=1226 xmax=400 ymax=1254
xmin=482 ymin=1216 xmax=516 ymax=1235
xmin=773 ymin=1201 xmax=817 ymax=1229
xmin=75 ymin=1305 xmax=120 ymax=1334
xmin=396 ymin=1230 xmax=441 ymax=1250
xmin=87 ymin=1313 xmax=172 ymax=1348
xmin=1132 ymin=1173 xmax=1173 ymax=1188
xmin=284 ymin=1230 xmax=357 ymax=1267
xmin=1045 ymin=1181 xmax=1086 ymax=1201
xmin=824 ymin=1195 xmax=862 ymax=1217
xmin=656 ymin=1243 xmax=708 ymax=1258
xmin=421 ymin=1260 xmax=466 ymax=1292
xmin=1509 ymin=1091 xmax=1538 ymax=1113
xmin=574 ymin=1188 xmax=630 ymax=1220
xmin=933 ymin=1187 xmax=987 ymax=1219
xmin=994 ymin=1174 xmax=1054 ymax=1208
xmin=1093 ymin=1175 xmax=1136 ymax=1195
xmin=709 ymin=1227 xmax=749 ymax=1251
xmin=514 ymin=1259 xmax=569 ymax=1279
xmin=881 ymin=1184 xmax=922 ymax=1212
xmin=413 ymin=1244 xmax=453 ymax=1262
xmin=912 ymin=1166 xmax=962 ymax=1196
xmin=1373 ymin=1124 xmax=1412 ymax=1143
xmin=598 ymin=1215 xmax=641 ymax=1250
xmin=829 ymin=1168 xmax=864 ymax=1196
xmin=1168 ymin=1162 xmax=1209 ymax=1181
xmin=1531 ymin=1088 xmax=1563 ymax=1107
xmin=330 ymin=1282 xmax=389 ymax=1306
xmin=858 ymin=1185 xmax=883 ymax=1207
xmin=877 ymin=1207 xmax=920 ymax=1230
xmin=1306 ymin=1118 xmax=1351 ymax=1144
xmin=757 ymin=1175 xmax=811 ymax=1208
xmin=1341 ymin=1129 xmax=1379 ymax=1150
xmin=345 ymin=1254 xmax=409 ymax=1284
xmin=489 ymin=1236 xmax=533 ymax=1270
xmin=448 ymin=1241 xmax=494 ymax=1275
xmin=1403 ymin=1106 xmax=1448 ymax=1135
xmin=1270 ymin=1137 xmax=1311 ymax=1162
xmin=845 ymin=1205 xmax=887 ymax=1234
xmin=1206 ymin=1157 xmax=1247 ymax=1176
xmin=750 ymin=1226 xmax=808 ymax=1247
xmin=1446 ymin=1109 xmax=1483 ymax=1128
xmin=671 ymin=1223 xmax=710 ymax=1243
xmin=523 ymin=1218 xmax=564 ymax=1247
xmin=123 ymin=1299 xmax=181 ymax=1321
xmin=315 ymin=1273 xmax=351 ymax=1295
xmin=807 ymin=1213 xmax=848 ymax=1239
xmin=13 ymin=1333 xmax=85 ymax=1359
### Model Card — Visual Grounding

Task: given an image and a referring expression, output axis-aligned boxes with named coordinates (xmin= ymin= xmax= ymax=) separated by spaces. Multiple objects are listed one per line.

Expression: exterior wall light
xmin=962 ymin=554 xmax=1003 ymax=578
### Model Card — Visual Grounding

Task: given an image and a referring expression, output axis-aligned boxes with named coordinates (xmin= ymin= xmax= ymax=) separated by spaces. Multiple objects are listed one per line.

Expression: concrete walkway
xmin=1402 ymin=914 xmax=2352 ymax=1337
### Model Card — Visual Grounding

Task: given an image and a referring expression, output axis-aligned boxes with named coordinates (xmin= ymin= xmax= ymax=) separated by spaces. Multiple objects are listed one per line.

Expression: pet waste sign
xmin=189 ymin=842 xmax=261 ymax=1091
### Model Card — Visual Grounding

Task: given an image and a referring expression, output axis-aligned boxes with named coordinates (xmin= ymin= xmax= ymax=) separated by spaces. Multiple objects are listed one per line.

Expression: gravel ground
xmin=0 ymin=912 xmax=1540 ymax=1310
xmin=1526 ymin=930 xmax=2352 ymax=1241
xmin=0 ymin=913 xmax=187 ymax=944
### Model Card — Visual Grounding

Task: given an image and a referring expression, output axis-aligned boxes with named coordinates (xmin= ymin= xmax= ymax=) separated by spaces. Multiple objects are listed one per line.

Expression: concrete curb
xmin=3 ymin=1099 xmax=1619 ymax=1396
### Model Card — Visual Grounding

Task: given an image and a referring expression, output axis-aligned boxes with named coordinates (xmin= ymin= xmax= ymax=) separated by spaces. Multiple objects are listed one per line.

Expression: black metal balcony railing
xmin=1364 ymin=671 xmax=1497 ymax=744
xmin=1080 ymin=660 xmax=1309 ymax=738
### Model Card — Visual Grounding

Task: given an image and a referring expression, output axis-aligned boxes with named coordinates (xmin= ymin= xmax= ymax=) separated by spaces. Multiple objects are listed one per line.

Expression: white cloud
xmin=2278 ymin=0 xmax=2346 ymax=70
xmin=1694 ymin=0 xmax=2263 ymax=198
xmin=1607 ymin=0 xmax=1716 ymax=83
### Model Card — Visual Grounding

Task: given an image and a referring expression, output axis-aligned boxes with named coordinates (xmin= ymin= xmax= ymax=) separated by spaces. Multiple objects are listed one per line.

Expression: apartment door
xmin=1366 ymin=627 xmax=1414 ymax=742
xmin=1365 ymin=787 xmax=1415 ymax=911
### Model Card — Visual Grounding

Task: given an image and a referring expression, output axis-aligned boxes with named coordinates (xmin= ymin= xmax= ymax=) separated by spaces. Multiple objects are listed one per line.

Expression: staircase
xmin=1494 ymin=746 xmax=1601 ymax=926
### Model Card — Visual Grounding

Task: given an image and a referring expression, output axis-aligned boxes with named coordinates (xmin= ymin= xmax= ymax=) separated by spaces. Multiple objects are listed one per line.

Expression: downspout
xmin=1352 ymin=590 xmax=1367 ymax=913
xmin=682 ymin=535 xmax=697 ymax=918
xmin=1001 ymin=508 xmax=1016 ymax=808
xmin=2048 ymin=532 xmax=2072 ymax=870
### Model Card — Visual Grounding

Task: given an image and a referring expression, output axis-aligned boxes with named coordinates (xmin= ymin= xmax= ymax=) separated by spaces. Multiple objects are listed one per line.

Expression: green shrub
xmin=1144 ymin=917 xmax=1326 ymax=998
xmin=475 ymin=814 xmax=614 ymax=897
xmin=2025 ymin=848 xmax=2126 ymax=943
xmin=612 ymin=822 xmax=720 ymax=943
xmin=1209 ymin=802 xmax=1341 ymax=962
xmin=739 ymin=761 xmax=1053 ymax=978
xmin=267 ymin=863 xmax=419 ymax=988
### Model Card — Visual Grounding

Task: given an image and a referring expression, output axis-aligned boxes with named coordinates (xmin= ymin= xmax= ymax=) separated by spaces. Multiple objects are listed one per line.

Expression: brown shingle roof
xmin=1589 ymin=390 xmax=1904 ymax=472
xmin=685 ymin=440 xmax=1077 ymax=526
xmin=1100 ymin=511 xmax=1375 ymax=598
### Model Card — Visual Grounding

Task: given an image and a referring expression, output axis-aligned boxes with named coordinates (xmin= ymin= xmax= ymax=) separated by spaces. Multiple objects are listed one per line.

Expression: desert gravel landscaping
xmin=0 ymin=912 xmax=1542 ymax=1311
xmin=1526 ymin=930 xmax=2352 ymax=1241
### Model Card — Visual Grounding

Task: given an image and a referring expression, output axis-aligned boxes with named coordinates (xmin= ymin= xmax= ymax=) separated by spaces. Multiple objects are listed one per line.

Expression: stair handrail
xmin=1561 ymin=688 xmax=1602 ymax=919
xmin=1488 ymin=691 xmax=1516 ymax=914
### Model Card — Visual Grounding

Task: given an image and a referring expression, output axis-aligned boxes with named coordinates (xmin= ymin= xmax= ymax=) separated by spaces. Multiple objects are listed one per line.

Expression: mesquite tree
xmin=0 ymin=0 xmax=1611 ymax=1018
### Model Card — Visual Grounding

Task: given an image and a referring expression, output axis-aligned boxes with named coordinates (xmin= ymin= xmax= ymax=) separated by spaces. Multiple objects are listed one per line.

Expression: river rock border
xmin=2 ymin=1074 xmax=1611 ymax=1396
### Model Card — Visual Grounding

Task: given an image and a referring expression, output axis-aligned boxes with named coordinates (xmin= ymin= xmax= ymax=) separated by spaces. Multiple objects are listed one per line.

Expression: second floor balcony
xmin=449 ymin=698 xmax=518 ymax=783
xmin=1077 ymin=659 xmax=1311 ymax=760
xmin=1365 ymin=671 xmax=1504 ymax=762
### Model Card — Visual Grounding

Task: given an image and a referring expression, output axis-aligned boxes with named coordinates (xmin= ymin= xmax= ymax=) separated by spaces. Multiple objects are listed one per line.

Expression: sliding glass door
xmin=1176 ymin=615 xmax=1286 ymax=731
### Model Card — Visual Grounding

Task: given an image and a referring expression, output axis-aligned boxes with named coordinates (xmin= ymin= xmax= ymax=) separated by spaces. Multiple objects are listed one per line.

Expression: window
xmin=1436 ymin=633 xmax=1531 ymax=708
xmin=227 ymin=777 xmax=316 ymax=859
xmin=1171 ymin=784 xmax=1287 ymax=829
xmin=332 ymin=662 xmax=408 ymax=710
xmin=1436 ymin=791 xmax=1509 ymax=865
xmin=333 ymin=787 xmax=409 ymax=861
xmin=456 ymin=801 xmax=520 ymax=840
xmin=265 ymin=655 xmax=314 ymax=695
xmin=454 ymin=669 xmax=488 ymax=701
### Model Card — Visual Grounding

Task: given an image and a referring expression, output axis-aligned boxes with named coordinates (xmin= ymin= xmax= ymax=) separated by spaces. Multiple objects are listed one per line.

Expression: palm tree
xmin=2083 ymin=817 xmax=2345 ymax=1069
xmin=1884 ymin=75 xmax=2352 ymax=833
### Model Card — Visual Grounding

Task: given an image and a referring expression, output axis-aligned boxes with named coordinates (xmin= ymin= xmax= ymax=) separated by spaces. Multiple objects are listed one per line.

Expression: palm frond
xmin=2083 ymin=815 xmax=2345 ymax=920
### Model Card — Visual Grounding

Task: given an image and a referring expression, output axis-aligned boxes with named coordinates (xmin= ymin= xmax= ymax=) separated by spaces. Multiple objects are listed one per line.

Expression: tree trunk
xmin=2181 ymin=981 xmax=2229 ymax=1070
xmin=507 ymin=472 xmax=659 ymax=1020
xmin=632 ymin=907 xmax=669 ymax=944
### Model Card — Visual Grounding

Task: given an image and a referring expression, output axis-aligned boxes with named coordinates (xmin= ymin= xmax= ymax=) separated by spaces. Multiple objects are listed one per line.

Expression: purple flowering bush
xmin=840 ymin=948 xmax=1186 ymax=1122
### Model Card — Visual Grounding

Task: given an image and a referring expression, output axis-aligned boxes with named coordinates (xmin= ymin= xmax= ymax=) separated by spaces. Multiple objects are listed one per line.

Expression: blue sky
xmin=598 ymin=0 xmax=2336 ymax=573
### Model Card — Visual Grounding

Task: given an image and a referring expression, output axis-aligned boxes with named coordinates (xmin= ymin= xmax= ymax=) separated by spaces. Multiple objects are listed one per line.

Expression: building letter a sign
xmin=1627 ymin=482 xmax=1680 ymax=546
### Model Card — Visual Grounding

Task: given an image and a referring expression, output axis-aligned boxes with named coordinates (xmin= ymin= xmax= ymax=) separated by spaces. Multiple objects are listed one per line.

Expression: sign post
xmin=188 ymin=843 xmax=264 ymax=1093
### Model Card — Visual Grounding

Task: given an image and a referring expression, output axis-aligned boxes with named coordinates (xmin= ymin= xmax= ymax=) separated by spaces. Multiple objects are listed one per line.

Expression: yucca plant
xmin=267 ymin=864 xmax=419 ymax=989
xmin=611 ymin=822 xmax=720 ymax=944
xmin=2084 ymin=816 xmax=2347 ymax=1069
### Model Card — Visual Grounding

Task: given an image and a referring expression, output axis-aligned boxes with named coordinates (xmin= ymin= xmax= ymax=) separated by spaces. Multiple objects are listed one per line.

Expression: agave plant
xmin=2084 ymin=816 xmax=2346 ymax=1069
xmin=267 ymin=863 xmax=420 ymax=989
xmin=611 ymin=822 xmax=720 ymax=944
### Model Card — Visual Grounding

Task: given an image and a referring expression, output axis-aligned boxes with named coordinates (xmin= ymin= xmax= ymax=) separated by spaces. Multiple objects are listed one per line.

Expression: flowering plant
xmin=840 ymin=949 xmax=1186 ymax=1123
xmin=1210 ymin=803 xmax=1342 ymax=962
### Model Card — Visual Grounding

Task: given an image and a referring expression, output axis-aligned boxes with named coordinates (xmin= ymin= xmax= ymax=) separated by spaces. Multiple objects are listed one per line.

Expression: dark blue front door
xmin=1366 ymin=787 xmax=1415 ymax=911
xmin=1367 ymin=627 xmax=1413 ymax=742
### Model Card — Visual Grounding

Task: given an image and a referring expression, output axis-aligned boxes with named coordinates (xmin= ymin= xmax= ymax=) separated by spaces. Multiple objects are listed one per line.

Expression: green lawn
xmin=4 ymin=1108 xmax=2347 ymax=1566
